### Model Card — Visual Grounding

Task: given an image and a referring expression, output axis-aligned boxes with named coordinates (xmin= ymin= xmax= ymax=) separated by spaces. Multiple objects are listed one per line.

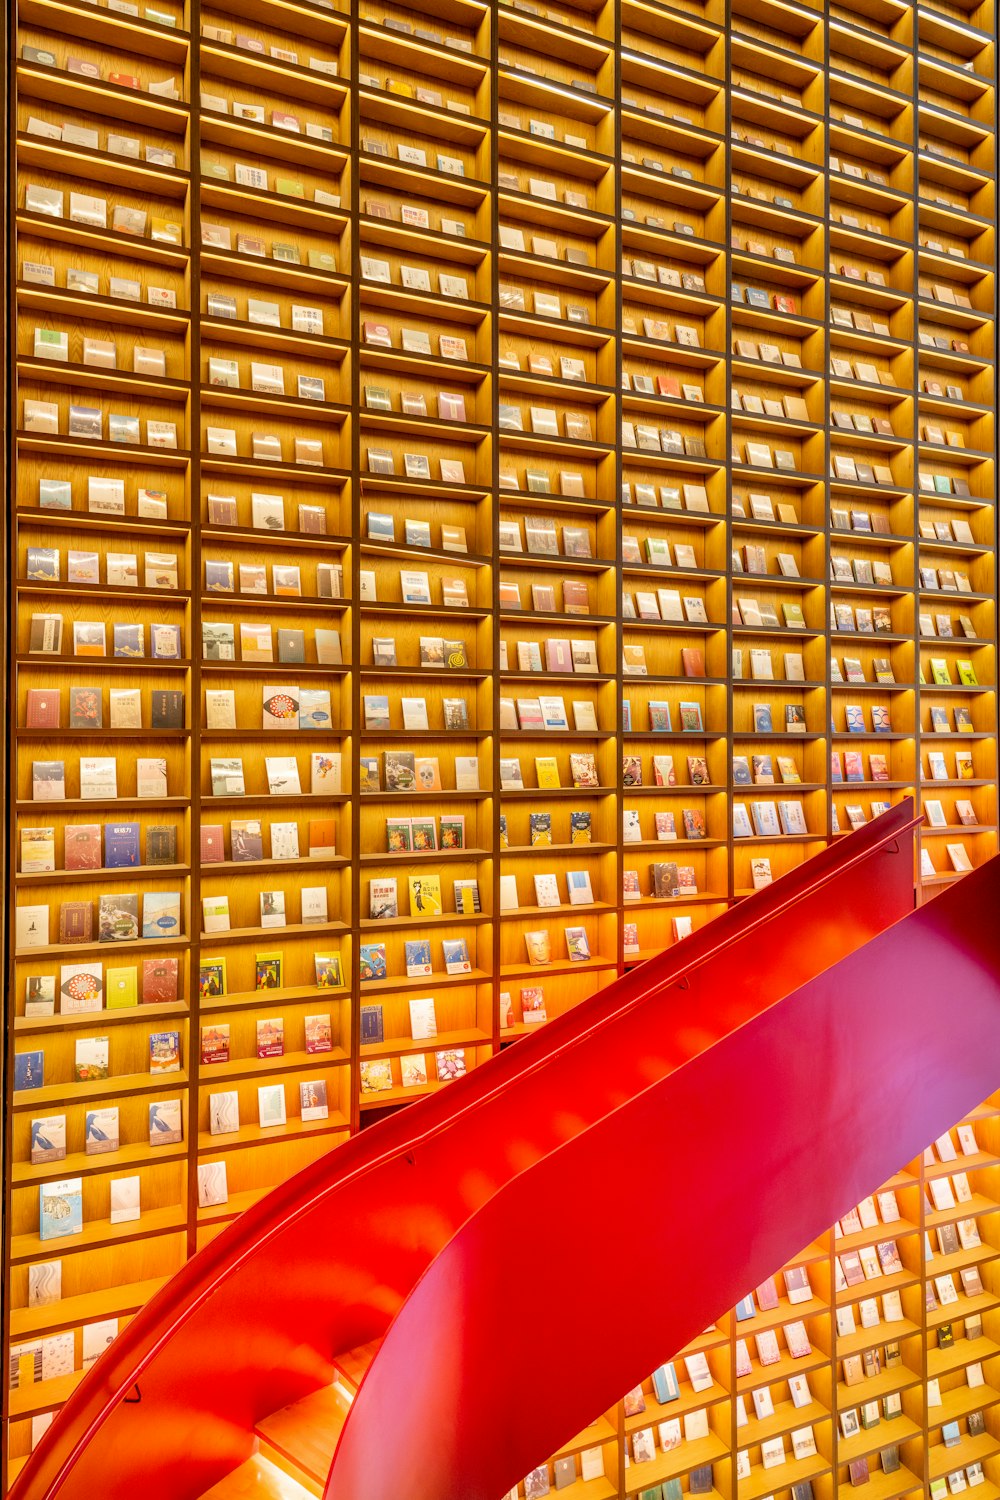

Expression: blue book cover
xmin=104 ymin=822 xmax=141 ymax=867
xmin=142 ymin=891 xmax=181 ymax=938
xmin=404 ymin=940 xmax=432 ymax=976
xmin=39 ymin=1177 xmax=83 ymax=1240
xmin=15 ymin=1051 xmax=44 ymax=1090
xmin=652 ymin=1361 xmax=679 ymax=1403
xmin=360 ymin=1003 xmax=384 ymax=1044
xmin=442 ymin=938 xmax=470 ymax=973
xmin=359 ymin=943 xmax=386 ymax=982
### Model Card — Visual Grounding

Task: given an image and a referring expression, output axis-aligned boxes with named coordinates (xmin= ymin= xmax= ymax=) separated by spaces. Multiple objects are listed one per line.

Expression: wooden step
xmin=331 ymin=1337 xmax=382 ymax=1393
xmin=199 ymin=1454 xmax=315 ymax=1499
xmin=255 ymin=1384 xmax=353 ymax=1498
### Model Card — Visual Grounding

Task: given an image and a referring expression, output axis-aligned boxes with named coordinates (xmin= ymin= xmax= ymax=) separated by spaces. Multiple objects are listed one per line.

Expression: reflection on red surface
xmin=17 ymin=803 xmax=987 ymax=1500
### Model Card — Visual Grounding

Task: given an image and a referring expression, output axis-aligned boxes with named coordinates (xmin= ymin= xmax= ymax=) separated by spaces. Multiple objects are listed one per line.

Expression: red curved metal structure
xmin=12 ymin=802 xmax=1000 ymax=1500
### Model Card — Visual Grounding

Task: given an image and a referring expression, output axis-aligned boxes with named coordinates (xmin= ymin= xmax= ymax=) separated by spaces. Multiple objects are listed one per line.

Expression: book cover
xmin=304 ymin=1014 xmax=332 ymax=1053
xmin=149 ymin=1030 xmax=180 ymax=1073
xmin=256 ymin=1017 xmax=284 ymax=1058
xmin=85 ymin=1107 xmax=120 ymax=1154
xmin=409 ymin=997 xmax=438 ymax=1040
xmin=359 ymin=944 xmax=387 ymax=982
xmin=148 ymin=1099 xmax=182 ymax=1145
xmin=59 ymin=961 xmax=103 ymax=1013
xmin=39 ymin=1178 xmax=83 ymax=1240
xmin=31 ymin=1115 xmax=67 ymax=1164
xmin=200 ymin=1024 xmax=230 ymax=1065
xmin=74 ymin=1036 xmax=109 ymax=1081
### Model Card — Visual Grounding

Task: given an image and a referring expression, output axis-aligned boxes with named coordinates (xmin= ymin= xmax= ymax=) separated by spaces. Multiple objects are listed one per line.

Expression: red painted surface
xmin=330 ymin=847 xmax=1000 ymax=1500
xmin=11 ymin=806 xmax=926 ymax=1500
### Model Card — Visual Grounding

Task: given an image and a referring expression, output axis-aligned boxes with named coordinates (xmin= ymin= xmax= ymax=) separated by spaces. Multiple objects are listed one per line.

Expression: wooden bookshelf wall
xmin=3 ymin=0 xmax=997 ymax=1484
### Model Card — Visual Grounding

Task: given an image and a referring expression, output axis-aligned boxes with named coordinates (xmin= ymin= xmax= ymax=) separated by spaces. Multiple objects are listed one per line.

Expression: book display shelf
xmin=2 ymin=0 xmax=997 ymax=1481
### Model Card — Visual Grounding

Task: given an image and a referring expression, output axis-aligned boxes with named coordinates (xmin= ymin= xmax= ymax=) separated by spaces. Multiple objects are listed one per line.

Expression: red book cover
xmin=26 ymin=689 xmax=61 ymax=728
xmin=256 ymin=1017 xmax=284 ymax=1058
xmin=200 ymin=825 xmax=225 ymax=863
xmin=64 ymin=825 xmax=101 ymax=870
xmin=562 ymin=580 xmax=590 ymax=615
xmin=681 ymin=647 xmax=706 ymax=677
xmin=755 ymin=1275 xmax=780 ymax=1310
xmin=200 ymin=1024 xmax=230 ymax=1065
xmin=308 ymin=819 xmax=336 ymax=855
xmin=142 ymin=957 xmax=179 ymax=1003
xmin=59 ymin=901 xmax=92 ymax=943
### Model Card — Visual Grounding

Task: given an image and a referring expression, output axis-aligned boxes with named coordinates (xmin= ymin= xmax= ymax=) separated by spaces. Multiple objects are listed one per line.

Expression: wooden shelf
xmin=5 ymin=0 xmax=999 ymax=1477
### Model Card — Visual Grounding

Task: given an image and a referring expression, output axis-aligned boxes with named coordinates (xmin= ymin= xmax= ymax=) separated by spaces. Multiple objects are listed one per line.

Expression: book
xmin=39 ymin=1179 xmax=83 ymax=1241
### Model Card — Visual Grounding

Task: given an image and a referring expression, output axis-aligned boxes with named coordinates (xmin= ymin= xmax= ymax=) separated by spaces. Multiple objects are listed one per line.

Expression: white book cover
xmin=533 ymin=873 xmax=560 ymax=907
xmin=408 ymin=997 xmax=437 ymax=1040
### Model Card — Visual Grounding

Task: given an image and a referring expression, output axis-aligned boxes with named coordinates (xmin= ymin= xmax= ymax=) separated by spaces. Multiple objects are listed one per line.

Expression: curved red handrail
xmin=328 ymin=850 xmax=1000 ymax=1500
xmin=11 ymin=806 xmax=919 ymax=1500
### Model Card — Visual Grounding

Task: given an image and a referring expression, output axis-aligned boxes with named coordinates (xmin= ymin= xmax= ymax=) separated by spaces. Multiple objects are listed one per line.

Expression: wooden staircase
xmin=200 ymin=1343 xmax=381 ymax=1499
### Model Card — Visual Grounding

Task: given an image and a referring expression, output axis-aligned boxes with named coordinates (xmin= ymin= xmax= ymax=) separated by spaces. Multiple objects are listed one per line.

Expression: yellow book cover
xmin=408 ymin=873 xmax=442 ymax=917
xmin=105 ymin=966 xmax=138 ymax=1008
xmin=360 ymin=1058 xmax=393 ymax=1094
xmin=150 ymin=216 xmax=182 ymax=244
xmin=535 ymin=756 xmax=561 ymax=789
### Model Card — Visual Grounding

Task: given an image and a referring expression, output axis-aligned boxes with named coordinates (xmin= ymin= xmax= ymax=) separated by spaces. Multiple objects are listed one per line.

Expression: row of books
xmin=23 ymin=184 xmax=181 ymax=245
xmin=23 ymin=957 xmax=179 ymax=1015
xmin=359 ymin=1051 xmax=467 ymax=1094
xmin=23 ymin=400 xmax=181 ymax=449
xmin=496 ymin=698 xmax=599 ymax=734
xmin=498 ymin=870 xmax=595 ymax=909
xmin=367 ymin=875 xmax=480 ymax=921
xmin=623 ymin=591 xmax=712 ymax=625
xmin=16 ymin=1032 xmax=178 ymax=1094
xmin=621 ymin=420 xmax=710 ymax=458
xmin=733 ymin=801 xmax=812 ymax=838
xmin=201 ymin=819 xmax=336 ymax=862
xmin=203 ymin=295 xmax=329 ymax=336
xmin=209 ymin=754 xmax=343 ymax=797
xmin=27 ymin=753 xmax=341 ymax=801
xmin=359 ymin=753 xmax=479 ymax=794
xmin=204 ymin=428 xmax=328 ymax=465
xmin=203 ymin=626 xmax=342 ymax=667
xmin=203 ymin=493 xmax=329 ymax=532
xmin=32 ymin=476 xmax=173 ymax=518
xmin=21 ymin=261 xmax=176 ymax=315
xmin=20 ymin=822 xmax=179 ymax=872
xmin=203 ymin=886 xmax=330 ymax=932
xmin=920 ymin=613 xmax=981 ymax=639
xmin=364 ymin=512 xmax=468 ymax=551
xmin=24 ymin=688 xmax=185 ymax=731
xmin=361 ymin=321 xmax=474 ymax=363
xmin=200 ymin=1014 xmax=334 ymax=1063
xmin=622 ymin=811 xmax=709 ymax=845
xmin=31 ymin=329 xmax=169 ymax=375
xmin=498 ymin=755 xmax=600 ymax=791
xmin=201 ymin=953 xmax=342 ymax=997
xmin=25 ymin=548 xmax=180 ymax=588
xmin=203 ymin=559 xmax=342 ymax=596
xmin=499 ymin=579 xmax=590 ymax=614
xmin=29 ymin=617 xmax=184 ymax=659
xmin=499 ymin=639 xmax=600 ymax=673
xmin=365 ymin=448 xmax=469 ymax=483
xmin=617 ymin=483 xmax=710 ymax=513
xmin=16 ymin=892 xmax=182 ymax=948
xmin=360 ymin=571 xmax=473 ymax=608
